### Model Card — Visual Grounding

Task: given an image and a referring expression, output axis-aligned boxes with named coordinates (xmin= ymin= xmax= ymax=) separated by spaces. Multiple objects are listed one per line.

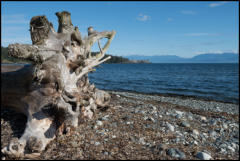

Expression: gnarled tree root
xmin=1 ymin=11 xmax=115 ymax=158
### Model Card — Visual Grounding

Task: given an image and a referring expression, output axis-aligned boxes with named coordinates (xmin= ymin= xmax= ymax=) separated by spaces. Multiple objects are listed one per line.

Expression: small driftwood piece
xmin=1 ymin=11 xmax=116 ymax=159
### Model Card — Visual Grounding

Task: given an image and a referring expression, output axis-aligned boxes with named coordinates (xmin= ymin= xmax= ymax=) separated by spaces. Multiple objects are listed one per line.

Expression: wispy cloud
xmin=137 ymin=13 xmax=151 ymax=22
xmin=209 ymin=1 xmax=228 ymax=8
xmin=180 ymin=10 xmax=196 ymax=15
xmin=184 ymin=33 xmax=220 ymax=37
xmin=194 ymin=50 xmax=238 ymax=55
xmin=167 ymin=18 xmax=173 ymax=22
xmin=2 ymin=14 xmax=29 ymax=24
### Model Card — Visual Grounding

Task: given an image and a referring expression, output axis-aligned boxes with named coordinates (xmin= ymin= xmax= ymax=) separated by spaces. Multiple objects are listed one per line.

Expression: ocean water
xmin=89 ymin=63 xmax=239 ymax=104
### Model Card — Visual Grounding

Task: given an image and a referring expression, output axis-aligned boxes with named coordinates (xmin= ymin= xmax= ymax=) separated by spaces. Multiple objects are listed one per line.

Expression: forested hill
xmin=1 ymin=47 xmax=149 ymax=64
xmin=91 ymin=52 xmax=132 ymax=64
xmin=91 ymin=52 xmax=150 ymax=63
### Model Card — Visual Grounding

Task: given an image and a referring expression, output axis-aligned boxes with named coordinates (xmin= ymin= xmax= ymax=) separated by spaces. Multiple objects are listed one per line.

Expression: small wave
xmin=89 ymin=63 xmax=239 ymax=104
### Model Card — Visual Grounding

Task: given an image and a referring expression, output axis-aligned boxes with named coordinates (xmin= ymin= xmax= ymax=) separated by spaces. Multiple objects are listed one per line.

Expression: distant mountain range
xmin=126 ymin=53 xmax=239 ymax=63
xmin=2 ymin=45 xmax=238 ymax=64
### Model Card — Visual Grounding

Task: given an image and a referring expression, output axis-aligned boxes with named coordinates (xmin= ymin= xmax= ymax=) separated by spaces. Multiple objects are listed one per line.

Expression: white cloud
xmin=194 ymin=51 xmax=222 ymax=55
xmin=2 ymin=14 xmax=29 ymax=24
xmin=137 ymin=13 xmax=151 ymax=22
xmin=194 ymin=49 xmax=238 ymax=55
xmin=180 ymin=10 xmax=196 ymax=15
xmin=167 ymin=18 xmax=173 ymax=22
xmin=184 ymin=33 xmax=220 ymax=36
xmin=209 ymin=1 xmax=228 ymax=8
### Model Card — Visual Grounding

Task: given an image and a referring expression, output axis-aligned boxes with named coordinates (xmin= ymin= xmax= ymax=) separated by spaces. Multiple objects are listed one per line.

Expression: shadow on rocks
xmin=1 ymin=108 xmax=27 ymax=138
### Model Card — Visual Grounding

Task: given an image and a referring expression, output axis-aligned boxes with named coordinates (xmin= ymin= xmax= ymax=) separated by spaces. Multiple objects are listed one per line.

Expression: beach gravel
xmin=1 ymin=90 xmax=239 ymax=160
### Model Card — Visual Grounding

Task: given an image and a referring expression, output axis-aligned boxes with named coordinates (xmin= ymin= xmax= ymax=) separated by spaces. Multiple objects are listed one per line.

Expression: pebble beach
xmin=1 ymin=90 xmax=239 ymax=160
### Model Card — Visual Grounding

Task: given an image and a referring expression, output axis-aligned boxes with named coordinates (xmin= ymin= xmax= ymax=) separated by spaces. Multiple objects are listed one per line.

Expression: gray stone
xmin=176 ymin=114 xmax=182 ymax=119
xmin=140 ymin=111 xmax=146 ymax=114
xmin=231 ymin=142 xmax=239 ymax=151
xmin=181 ymin=121 xmax=190 ymax=128
xmin=104 ymin=138 xmax=108 ymax=142
xmin=167 ymin=148 xmax=185 ymax=159
xmin=166 ymin=122 xmax=175 ymax=132
xmin=175 ymin=138 xmax=180 ymax=143
xmin=203 ymin=133 xmax=209 ymax=138
xmin=219 ymin=148 xmax=227 ymax=154
xmin=193 ymin=140 xmax=198 ymax=145
xmin=175 ymin=131 xmax=182 ymax=136
xmin=126 ymin=121 xmax=132 ymax=125
xmin=192 ymin=129 xmax=199 ymax=136
xmin=188 ymin=114 xmax=193 ymax=120
xmin=220 ymin=143 xmax=227 ymax=148
xmin=200 ymin=116 xmax=207 ymax=122
xmin=209 ymin=130 xmax=217 ymax=138
xmin=196 ymin=152 xmax=212 ymax=160
xmin=95 ymin=142 xmax=100 ymax=146
xmin=175 ymin=110 xmax=184 ymax=115
xmin=209 ymin=119 xmax=218 ymax=126
xmin=96 ymin=120 xmax=103 ymax=126
xmin=222 ymin=123 xmax=228 ymax=129
xmin=139 ymin=137 xmax=146 ymax=145
xmin=151 ymin=105 xmax=157 ymax=111
xmin=166 ymin=112 xmax=170 ymax=115
xmin=227 ymin=145 xmax=235 ymax=152
xmin=101 ymin=115 xmax=109 ymax=121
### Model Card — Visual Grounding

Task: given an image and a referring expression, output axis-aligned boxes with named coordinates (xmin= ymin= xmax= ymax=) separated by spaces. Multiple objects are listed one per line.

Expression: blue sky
xmin=1 ymin=1 xmax=239 ymax=58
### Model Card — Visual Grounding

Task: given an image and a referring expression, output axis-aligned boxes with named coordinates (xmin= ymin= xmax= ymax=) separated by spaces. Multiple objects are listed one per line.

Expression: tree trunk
xmin=1 ymin=11 xmax=116 ymax=159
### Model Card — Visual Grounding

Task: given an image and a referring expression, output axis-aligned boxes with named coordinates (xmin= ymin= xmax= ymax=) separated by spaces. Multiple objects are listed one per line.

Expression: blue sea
xmin=89 ymin=63 xmax=239 ymax=104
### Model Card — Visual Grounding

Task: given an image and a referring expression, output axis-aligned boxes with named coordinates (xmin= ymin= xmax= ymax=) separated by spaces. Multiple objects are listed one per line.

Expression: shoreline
xmin=107 ymin=89 xmax=239 ymax=105
xmin=108 ymin=90 xmax=239 ymax=115
xmin=1 ymin=90 xmax=239 ymax=160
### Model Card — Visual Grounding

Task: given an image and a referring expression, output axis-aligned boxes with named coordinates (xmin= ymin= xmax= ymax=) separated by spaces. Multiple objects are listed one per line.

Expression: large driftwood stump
xmin=1 ymin=11 xmax=116 ymax=158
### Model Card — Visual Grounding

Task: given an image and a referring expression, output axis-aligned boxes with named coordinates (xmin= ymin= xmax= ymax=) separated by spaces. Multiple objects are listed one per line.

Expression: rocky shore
xmin=1 ymin=91 xmax=239 ymax=160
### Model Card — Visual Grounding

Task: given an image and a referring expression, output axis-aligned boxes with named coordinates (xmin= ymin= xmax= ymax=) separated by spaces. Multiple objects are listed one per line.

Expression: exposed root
xmin=2 ymin=10 xmax=115 ymax=159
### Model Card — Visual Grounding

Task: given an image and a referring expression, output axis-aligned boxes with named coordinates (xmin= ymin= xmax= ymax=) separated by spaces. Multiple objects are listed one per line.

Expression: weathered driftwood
xmin=1 ymin=11 xmax=116 ymax=158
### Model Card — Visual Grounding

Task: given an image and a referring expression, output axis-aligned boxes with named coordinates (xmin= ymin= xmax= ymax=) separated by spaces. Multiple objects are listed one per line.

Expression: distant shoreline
xmin=107 ymin=89 xmax=239 ymax=105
